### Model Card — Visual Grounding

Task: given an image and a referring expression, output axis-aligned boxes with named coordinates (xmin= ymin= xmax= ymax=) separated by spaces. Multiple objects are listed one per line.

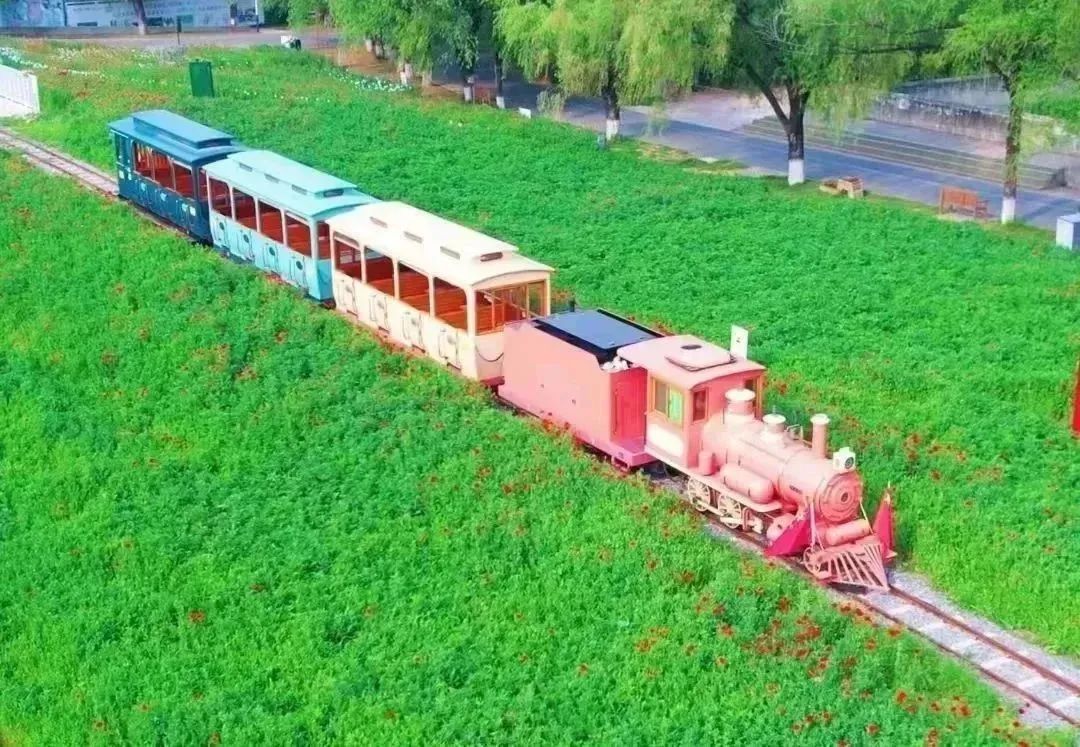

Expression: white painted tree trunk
xmin=400 ymin=62 xmax=413 ymax=86
xmin=788 ymin=158 xmax=805 ymax=186
xmin=364 ymin=38 xmax=373 ymax=52
xmin=421 ymin=70 xmax=432 ymax=87
xmin=463 ymin=75 xmax=475 ymax=103
xmin=495 ymin=95 xmax=506 ymax=110
xmin=1001 ymin=196 xmax=1016 ymax=224
xmin=605 ymin=118 xmax=620 ymax=141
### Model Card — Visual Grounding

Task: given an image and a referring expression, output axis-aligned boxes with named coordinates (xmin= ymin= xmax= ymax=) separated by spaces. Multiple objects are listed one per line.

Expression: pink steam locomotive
xmin=499 ymin=310 xmax=895 ymax=591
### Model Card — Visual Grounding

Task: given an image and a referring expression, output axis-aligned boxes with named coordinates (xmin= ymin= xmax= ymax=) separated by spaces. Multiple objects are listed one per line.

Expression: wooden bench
xmin=939 ymin=186 xmax=989 ymax=219
xmin=474 ymin=83 xmax=496 ymax=106
xmin=437 ymin=309 xmax=468 ymax=330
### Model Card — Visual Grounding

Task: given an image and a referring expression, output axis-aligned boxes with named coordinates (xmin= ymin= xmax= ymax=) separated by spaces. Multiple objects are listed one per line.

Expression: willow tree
xmin=943 ymin=0 xmax=1080 ymax=223
xmin=331 ymin=0 xmax=498 ymax=98
xmin=498 ymin=0 xmax=731 ymax=140
xmin=329 ymin=0 xmax=404 ymax=62
xmin=730 ymin=0 xmax=956 ymax=184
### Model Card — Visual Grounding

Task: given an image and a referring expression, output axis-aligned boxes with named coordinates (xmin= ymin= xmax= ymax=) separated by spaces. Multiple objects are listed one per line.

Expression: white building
xmin=1 ymin=0 xmax=261 ymax=28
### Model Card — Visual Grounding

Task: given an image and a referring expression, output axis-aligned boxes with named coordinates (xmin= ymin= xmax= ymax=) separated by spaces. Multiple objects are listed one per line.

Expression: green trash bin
xmin=189 ymin=60 xmax=215 ymax=98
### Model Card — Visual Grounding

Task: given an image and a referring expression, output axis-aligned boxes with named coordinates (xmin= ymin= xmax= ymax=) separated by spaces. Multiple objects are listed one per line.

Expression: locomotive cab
xmin=616 ymin=334 xmax=766 ymax=473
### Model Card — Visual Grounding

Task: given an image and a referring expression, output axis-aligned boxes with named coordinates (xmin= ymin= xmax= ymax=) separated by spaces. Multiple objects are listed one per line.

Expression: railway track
xmin=0 ymin=128 xmax=117 ymax=195
xmin=3 ymin=126 xmax=1079 ymax=732
xmin=677 ymin=479 xmax=1080 ymax=729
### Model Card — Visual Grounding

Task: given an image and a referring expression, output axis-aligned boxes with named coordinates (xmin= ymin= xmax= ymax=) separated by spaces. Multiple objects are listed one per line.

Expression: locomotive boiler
xmin=699 ymin=388 xmax=894 ymax=590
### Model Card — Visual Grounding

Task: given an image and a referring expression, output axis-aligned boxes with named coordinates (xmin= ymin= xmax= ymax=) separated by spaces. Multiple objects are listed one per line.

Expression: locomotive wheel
xmin=742 ymin=509 xmax=764 ymax=534
xmin=687 ymin=479 xmax=711 ymax=512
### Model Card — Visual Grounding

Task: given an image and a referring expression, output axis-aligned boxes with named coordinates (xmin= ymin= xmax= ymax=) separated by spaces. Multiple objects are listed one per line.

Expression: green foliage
xmin=0 ymin=153 xmax=1055 ymax=745
xmin=498 ymin=0 xmax=730 ymax=106
xmin=6 ymin=42 xmax=1080 ymax=660
xmin=943 ymin=0 xmax=1078 ymax=92
xmin=329 ymin=0 xmax=491 ymax=74
xmin=1030 ymin=81 xmax=1080 ymax=132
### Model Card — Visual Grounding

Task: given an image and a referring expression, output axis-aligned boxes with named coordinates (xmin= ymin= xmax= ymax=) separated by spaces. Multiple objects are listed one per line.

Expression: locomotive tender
xmin=108 ymin=110 xmax=895 ymax=590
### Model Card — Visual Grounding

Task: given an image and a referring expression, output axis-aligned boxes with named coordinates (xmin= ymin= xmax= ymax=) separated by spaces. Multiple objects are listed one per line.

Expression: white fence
xmin=0 ymin=65 xmax=40 ymax=116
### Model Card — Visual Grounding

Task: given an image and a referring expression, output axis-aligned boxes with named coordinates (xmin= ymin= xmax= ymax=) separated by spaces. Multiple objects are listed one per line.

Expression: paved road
xmin=491 ymin=81 xmax=1077 ymax=231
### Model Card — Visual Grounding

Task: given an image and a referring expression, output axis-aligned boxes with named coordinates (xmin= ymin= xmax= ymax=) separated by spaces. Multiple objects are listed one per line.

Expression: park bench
xmin=473 ymin=83 xmax=496 ymax=106
xmin=939 ymin=186 xmax=989 ymax=219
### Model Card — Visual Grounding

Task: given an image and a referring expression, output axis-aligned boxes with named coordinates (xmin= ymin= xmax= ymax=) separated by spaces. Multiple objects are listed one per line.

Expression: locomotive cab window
xmin=652 ymin=379 xmax=684 ymax=426
xmin=208 ymin=177 xmax=231 ymax=217
xmin=692 ymin=390 xmax=708 ymax=422
xmin=396 ymin=262 xmax=431 ymax=313
xmin=332 ymin=234 xmax=362 ymax=279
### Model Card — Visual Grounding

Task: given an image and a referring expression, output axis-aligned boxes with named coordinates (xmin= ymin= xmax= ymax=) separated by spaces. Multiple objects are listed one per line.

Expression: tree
xmin=727 ymin=0 xmax=955 ymax=184
xmin=498 ymin=0 xmax=730 ymax=140
xmin=331 ymin=0 xmax=498 ymax=99
xmin=943 ymin=0 xmax=1080 ymax=223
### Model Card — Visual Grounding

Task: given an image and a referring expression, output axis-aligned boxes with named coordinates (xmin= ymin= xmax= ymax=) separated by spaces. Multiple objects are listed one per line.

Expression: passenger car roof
xmin=108 ymin=110 xmax=243 ymax=164
xmin=203 ymin=150 xmax=377 ymax=219
xmin=326 ymin=201 xmax=553 ymax=290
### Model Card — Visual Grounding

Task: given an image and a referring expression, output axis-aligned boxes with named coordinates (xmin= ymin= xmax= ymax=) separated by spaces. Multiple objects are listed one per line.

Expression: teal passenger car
xmin=109 ymin=110 xmax=243 ymax=242
xmin=203 ymin=151 xmax=377 ymax=301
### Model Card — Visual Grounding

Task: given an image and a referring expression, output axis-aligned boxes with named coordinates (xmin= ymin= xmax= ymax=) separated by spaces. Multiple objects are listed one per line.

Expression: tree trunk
xmin=784 ymin=85 xmax=807 ymax=185
xmin=373 ymin=36 xmax=385 ymax=60
xmin=131 ymin=0 xmax=147 ymax=35
xmin=400 ymin=60 xmax=413 ymax=86
xmin=462 ymin=68 xmax=476 ymax=103
xmin=494 ymin=51 xmax=505 ymax=109
xmin=1002 ymin=83 xmax=1022 ymax=224
xmin=602 ymin=66 xmax=620 ymax=140
xmin=741 ymin=60 xmax=809 ymax=186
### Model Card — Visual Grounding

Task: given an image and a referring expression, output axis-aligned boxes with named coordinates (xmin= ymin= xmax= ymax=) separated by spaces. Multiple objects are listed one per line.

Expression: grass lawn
xmin=1 ymin=40 xmax=1078 ymax=654
xmin=3 ymin=154 xmax=1064 ymax=743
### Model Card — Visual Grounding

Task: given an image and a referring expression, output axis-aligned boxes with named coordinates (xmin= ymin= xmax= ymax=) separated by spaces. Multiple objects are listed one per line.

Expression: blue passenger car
xmin=108 ymin=110 xmax=243 ymax=242
xmin=203 ymin=151 xmax=377 ymax=301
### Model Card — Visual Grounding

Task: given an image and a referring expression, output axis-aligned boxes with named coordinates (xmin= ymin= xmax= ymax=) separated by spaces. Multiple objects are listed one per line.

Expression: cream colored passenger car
xmin=326 ymin=202 xmax=554 ymax=382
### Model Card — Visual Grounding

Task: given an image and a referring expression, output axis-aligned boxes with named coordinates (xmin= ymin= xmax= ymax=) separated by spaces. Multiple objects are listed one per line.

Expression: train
xmin=108 ymin=109 xmax=896 ymax=591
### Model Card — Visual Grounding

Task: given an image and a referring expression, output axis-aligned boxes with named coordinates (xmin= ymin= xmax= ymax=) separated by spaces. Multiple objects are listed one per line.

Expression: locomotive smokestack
xmin=811 ymin=414 xmax=830 ymax=458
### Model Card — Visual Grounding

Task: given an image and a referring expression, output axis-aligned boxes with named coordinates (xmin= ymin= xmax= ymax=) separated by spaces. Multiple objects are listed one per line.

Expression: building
xmin=1 ymin=0 xmax=261 ymax=29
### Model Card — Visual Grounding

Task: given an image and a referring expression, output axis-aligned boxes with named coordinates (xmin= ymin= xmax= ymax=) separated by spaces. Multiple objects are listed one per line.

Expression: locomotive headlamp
xmin=832 ymin=447 xmax=857 ymax=472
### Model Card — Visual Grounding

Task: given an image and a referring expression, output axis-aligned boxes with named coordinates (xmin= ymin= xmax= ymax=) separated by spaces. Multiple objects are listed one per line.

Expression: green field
xmin=3 ymin=153 xmax=1059 ymax=743
xmin=11 ymin=41 xmax=1074 ymax=656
